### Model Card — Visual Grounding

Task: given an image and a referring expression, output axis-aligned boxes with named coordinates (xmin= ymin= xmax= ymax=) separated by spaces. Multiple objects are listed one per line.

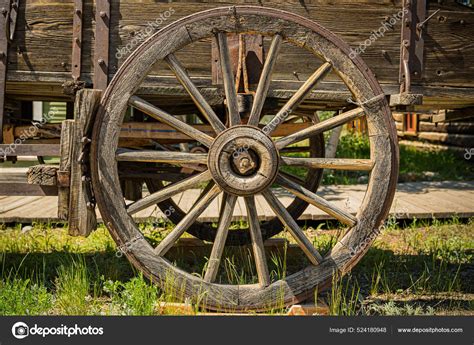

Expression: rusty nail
xmin=98 ymin=58 xmax=105 ymax=66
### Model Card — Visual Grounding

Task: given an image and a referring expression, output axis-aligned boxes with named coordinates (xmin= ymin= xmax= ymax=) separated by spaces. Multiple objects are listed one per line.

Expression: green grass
xmin=0 ymin=218 xmax=472 ymax=315
xmin=103 ymin=274 xmax=159 ymax=315
xmin=0 ymin=276 xmax=53 ymax=315
xmin=54 ymin=256 xmax=98 ymax=315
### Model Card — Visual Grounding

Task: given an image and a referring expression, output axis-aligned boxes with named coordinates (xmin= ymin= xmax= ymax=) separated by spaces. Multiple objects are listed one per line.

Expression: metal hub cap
xmin=208 ymin=126 xmax=279 ymax=196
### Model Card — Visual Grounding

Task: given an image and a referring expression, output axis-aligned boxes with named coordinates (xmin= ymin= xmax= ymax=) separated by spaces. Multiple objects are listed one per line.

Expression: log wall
xmin=394 ymin=111 xmax=474 ymax=148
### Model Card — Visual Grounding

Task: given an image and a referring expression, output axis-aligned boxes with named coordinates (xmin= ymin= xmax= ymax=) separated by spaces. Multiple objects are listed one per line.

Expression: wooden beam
xmin=432 ymin=108 xmax=474 ymax=123
xmin=27 ymin=165 xmax=58 ymax=186
xmin=0 ymin=184 xmax=58 ymax=196
xmin=58 ymin=120 xmax=74 ymax=220
xmin=93 ymin=0 xmax=110 ymax=89
xmin=0 ymin=144 xmax=60 ymax=157
xmin=68 ymin=89 xmax=101 ymax=236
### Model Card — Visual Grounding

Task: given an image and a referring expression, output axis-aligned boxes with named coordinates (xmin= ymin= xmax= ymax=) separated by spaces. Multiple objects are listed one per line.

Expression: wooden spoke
xmin=164 ymin=54 xmax=226 ymax=133
xmin=262 ymin=189 xmax=322 ymax=265
xmin=280 ymin=170 xmax=306 ymax=185
xmin=276 ymin=174 xmax=357 ymax=227
xmin=245 ymin=196 xmax=271 ymax=287
xmin=266 ymin=62 xmax=332 ymax=135
xmin=281 ymin=157 xmax=374 ymax=171
xmin=247 ymin=34 xmax=283 ymax=126
xmin=116 ymin=149 xmax=208 ymax=165
xmin=127 ymin=170 xmax=212 ymax=215
xmin=203 ymin=193 xmax=238 ymax=283
xmin=196 ymin=180 xmax=215 ymax=203
xmin=217 ymin=32 xmax=240 ymax=127
xmin=154 ymin=184 xmax=221 ymax=256
xmin=279 ymin=146 xmax=311 ymax=154
xmin=275 ymin=107 xmax=365 ymax=149
xmin=129 ymin=96 xmax=214 ymax=147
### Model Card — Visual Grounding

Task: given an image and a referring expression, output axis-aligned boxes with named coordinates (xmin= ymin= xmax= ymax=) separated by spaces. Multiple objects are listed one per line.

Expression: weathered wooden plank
xmin=432 ymin=108 xmax=474 ymax=123
xmin=0 ymin=144 xmax=60 ymax=157
xmin=0 ymin=195 xmax=41 ymax=213
xmin=416 ymin=132 xmax=474 ymax=147
xmin=418 ymin=121 xmax=474 ymax=134
xmin=68 ymin=89 xmax=101 ymax=236
xmin=27 ymin=165 xmax=58 ymax=186
xmin=4 ymin=1 xmax=473 ymax=105
xmin=0 ymin=184 xmax=58 ymax=196
xmin=58 ymin=120 xmax=74 ymax=220
xmin=0 ymin=168 xmax=28 ymax=184
xmin=2 ymin=181 xmax=474 ymax=221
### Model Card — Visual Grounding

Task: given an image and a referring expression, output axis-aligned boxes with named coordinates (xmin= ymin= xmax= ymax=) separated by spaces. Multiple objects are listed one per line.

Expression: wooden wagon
xmin=0 ymin=0 xmax=473 ymax=311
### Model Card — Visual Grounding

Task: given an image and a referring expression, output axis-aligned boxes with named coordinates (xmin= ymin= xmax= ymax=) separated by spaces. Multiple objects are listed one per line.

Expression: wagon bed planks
xmin=1 ymin=181 xmax=473 ymax=224
xmin=4 ymin=1 xmax=474 ymax=108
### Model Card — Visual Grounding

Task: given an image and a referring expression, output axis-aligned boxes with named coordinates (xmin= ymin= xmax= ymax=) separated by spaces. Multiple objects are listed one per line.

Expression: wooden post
xmin=58 ymin=120 xmax=74 ymax=220
xmin=68 ymin=89 xmax=102 ymax=236
xmin=325 ymin=125 xmax=343 ymax=159
xmin=324 ymin=110 xmax=344 ymax=159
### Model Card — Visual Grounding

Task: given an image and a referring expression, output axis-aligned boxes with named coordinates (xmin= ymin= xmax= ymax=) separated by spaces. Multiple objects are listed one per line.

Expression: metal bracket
xmin=72 ymin=0 xmax=83 ymax=81
xmin=399 ymin=0 xmax=427 ymax=93
xmin=57 ymin=170 xmax=71 ymax=187
xmin=0 ymin=1 xmax=10 ymax=144
xmin=6 ymin=0 xmax=18 ymax=42
xmin=93 ymin=0 xmax=110 ymax=90
xmin=0 ymin=0 xmax=20 ymax=143
xmin=211 ymin=33 xmax=263 ymax=92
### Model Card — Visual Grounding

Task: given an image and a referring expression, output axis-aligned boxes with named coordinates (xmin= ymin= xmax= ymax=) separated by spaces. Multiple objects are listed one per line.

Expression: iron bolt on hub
xmin=208 ymin=126 xmax=279 ymax=196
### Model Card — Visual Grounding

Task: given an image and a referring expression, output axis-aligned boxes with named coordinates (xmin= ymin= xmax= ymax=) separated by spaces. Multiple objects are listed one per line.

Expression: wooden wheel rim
xmin=91 ymin=6 xmax=399 ymax=311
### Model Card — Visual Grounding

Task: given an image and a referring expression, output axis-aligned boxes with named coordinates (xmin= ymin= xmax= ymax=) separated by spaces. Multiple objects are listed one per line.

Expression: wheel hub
xmin=208 ymin=126 xmax=279 ymax=196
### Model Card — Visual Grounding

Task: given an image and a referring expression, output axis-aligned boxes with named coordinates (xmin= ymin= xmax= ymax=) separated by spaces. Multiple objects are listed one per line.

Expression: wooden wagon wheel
xmin=91 ymin=6 xmax=398 ymax=311
xmin=145 ymin=113 xmax=324 ymax=245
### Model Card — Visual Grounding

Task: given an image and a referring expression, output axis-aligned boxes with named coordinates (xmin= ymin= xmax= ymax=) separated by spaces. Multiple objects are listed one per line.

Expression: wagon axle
xmin=231 ymin=148 xmax=258 ymax=176
xmin=208 ymin=125 xmax=279 ymax=196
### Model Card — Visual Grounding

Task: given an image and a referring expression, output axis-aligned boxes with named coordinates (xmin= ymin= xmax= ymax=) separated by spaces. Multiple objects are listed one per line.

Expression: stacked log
xmin=393 ymin=112 xmax=474 ymax=149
